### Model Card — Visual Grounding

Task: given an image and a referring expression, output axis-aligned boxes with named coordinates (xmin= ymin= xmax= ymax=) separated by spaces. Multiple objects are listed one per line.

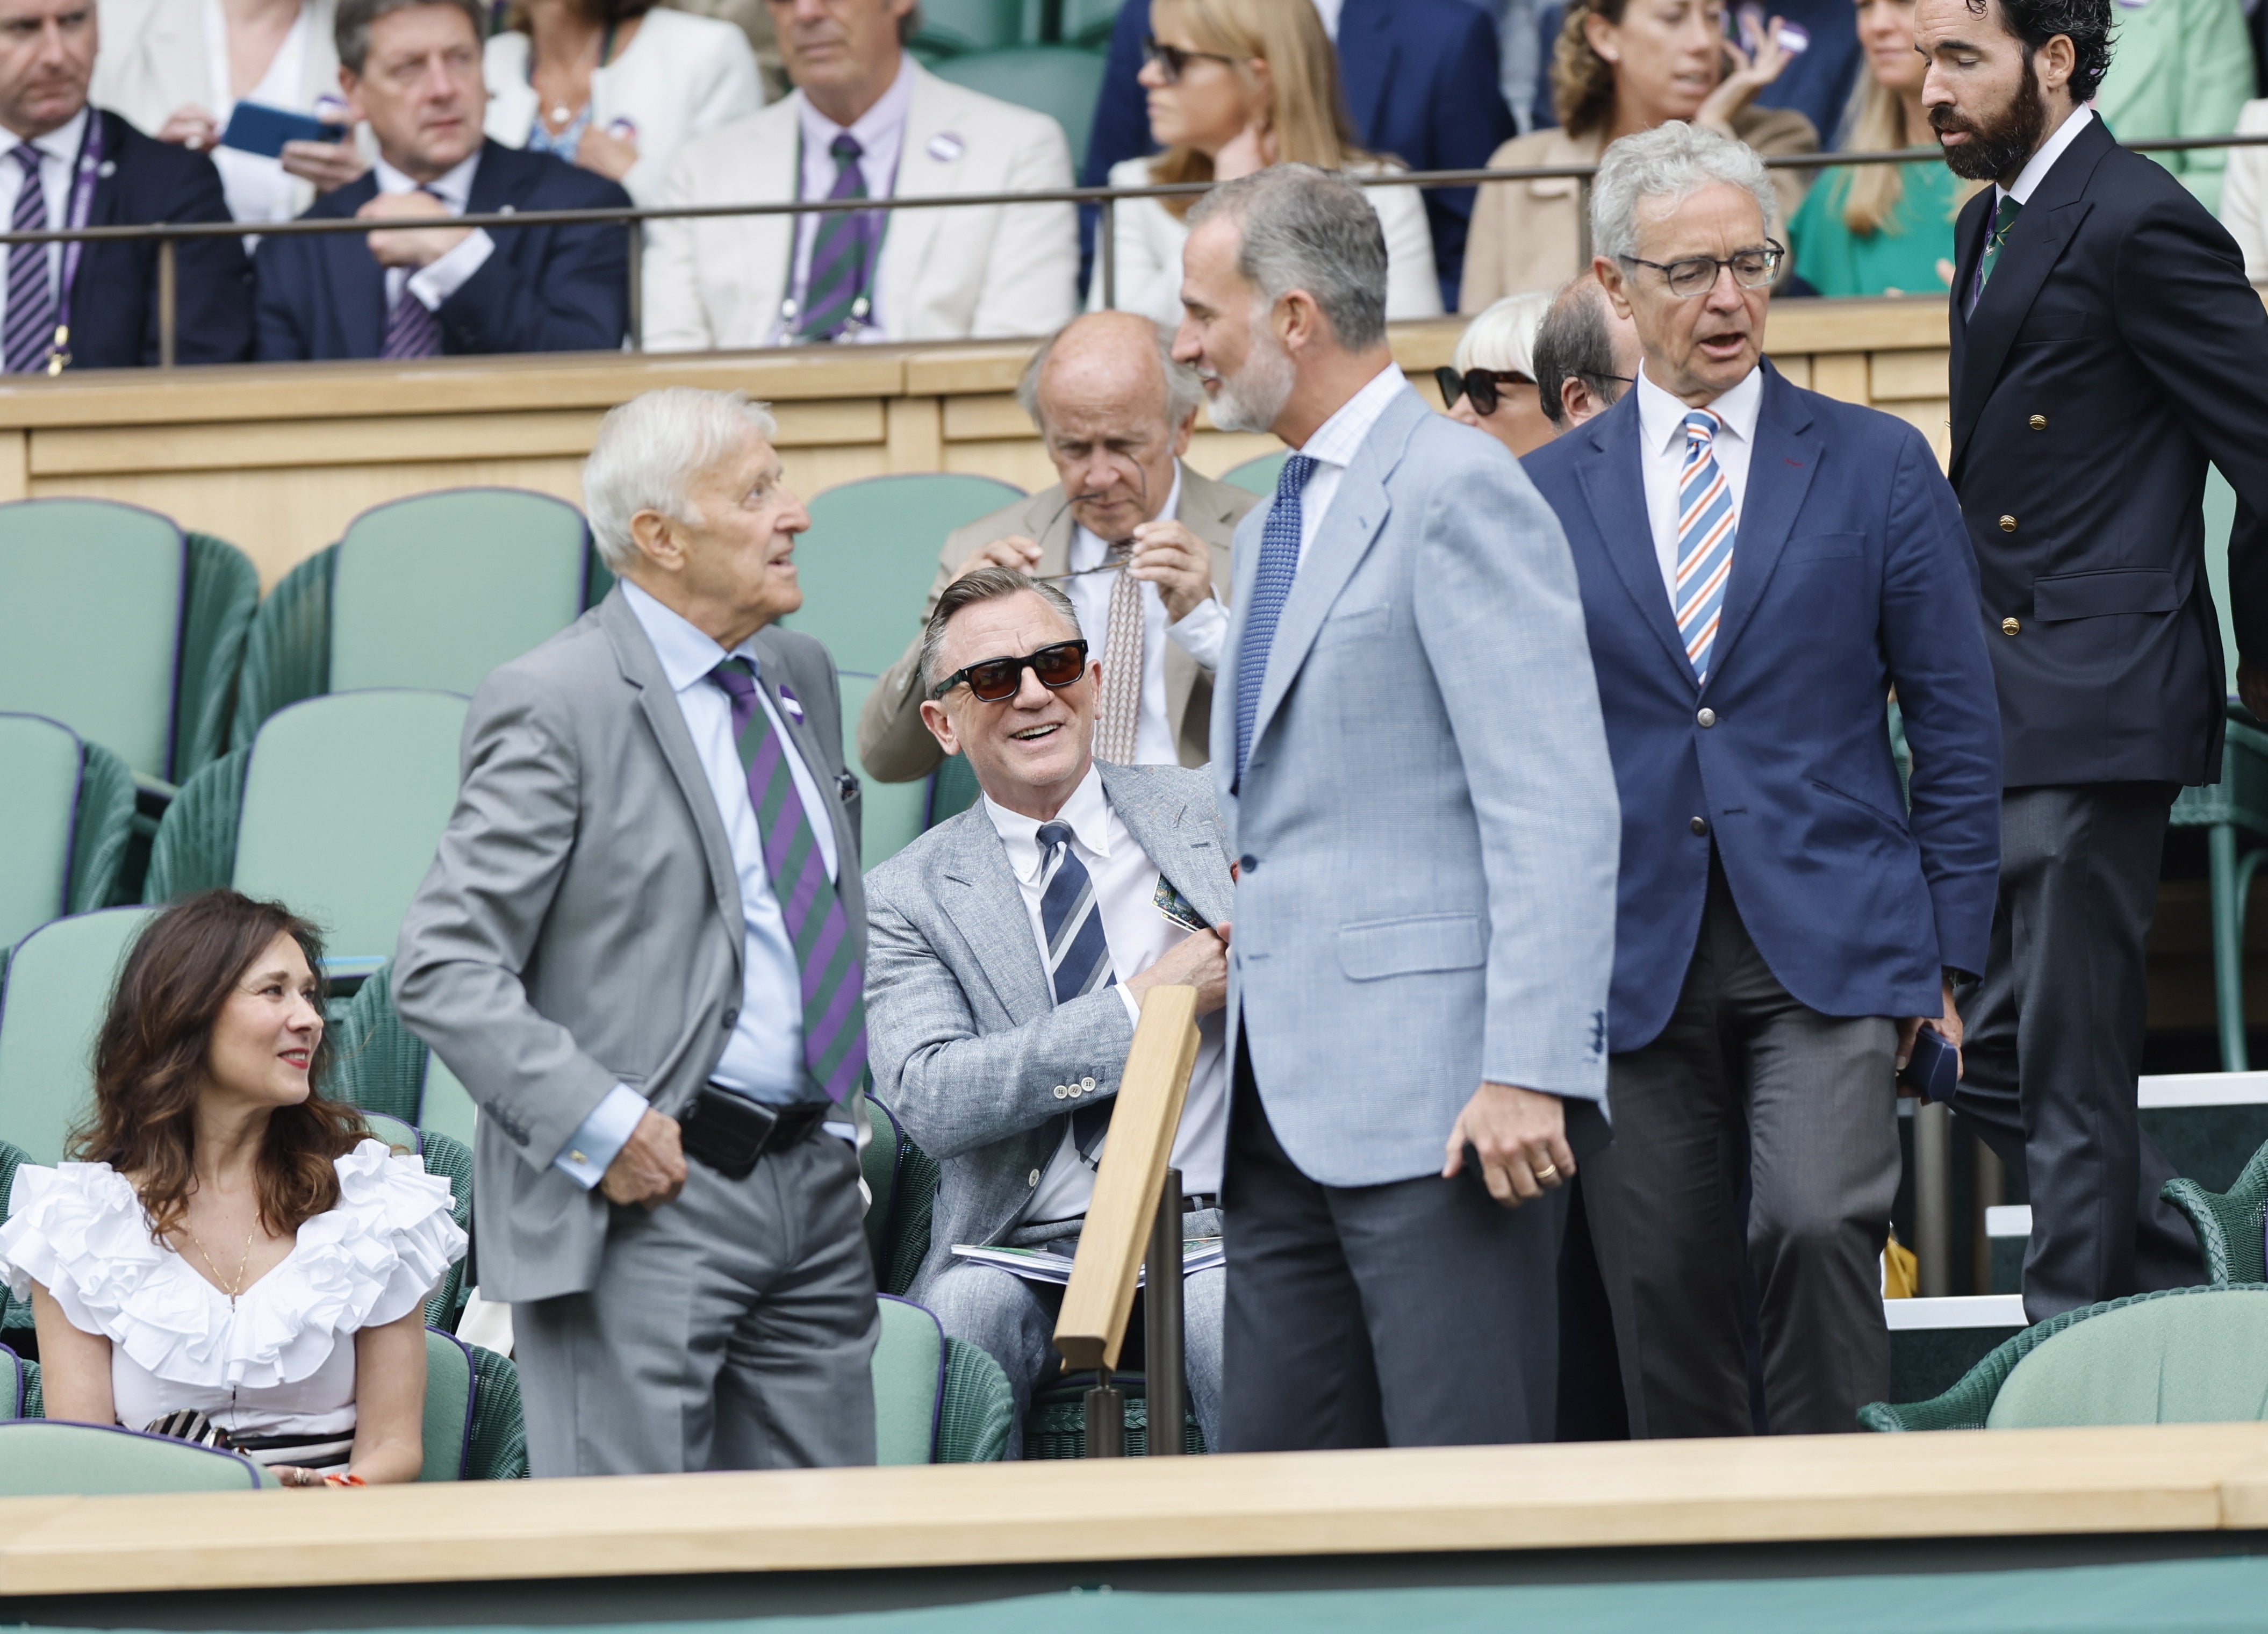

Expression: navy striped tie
xmin=379 ymin=188 xmax=446 ymax=360
xmin=1038 ymin=820 xmax=1114 ymax=1163
xmin=4 ymin=146 xmax=55 ymax=376
xmin=1233 ymin=453 xmax=1317 ymax=791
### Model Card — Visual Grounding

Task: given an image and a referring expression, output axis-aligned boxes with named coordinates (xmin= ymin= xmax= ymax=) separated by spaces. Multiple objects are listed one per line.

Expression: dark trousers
xmin=1219 ymin=1039 xmax=1565 ymax=1451
xmin=1584 ymin=863 xmax=1901 ymax=1438
xmin=1950 ymin=783 xmax=2202 ymax=1320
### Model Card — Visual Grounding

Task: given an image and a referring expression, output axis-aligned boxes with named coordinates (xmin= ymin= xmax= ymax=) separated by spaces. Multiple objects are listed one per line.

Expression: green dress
xmin=1786 ymin=162 xmax=1967 ymax=299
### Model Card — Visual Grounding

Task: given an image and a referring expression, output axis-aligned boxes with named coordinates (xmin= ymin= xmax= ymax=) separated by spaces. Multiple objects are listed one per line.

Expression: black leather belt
xmin=679 ymin=1085 xmax=827 ymax=1180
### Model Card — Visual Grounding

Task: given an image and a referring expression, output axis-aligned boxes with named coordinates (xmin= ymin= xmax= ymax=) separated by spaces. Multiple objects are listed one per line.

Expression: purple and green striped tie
xmin=798 ymin=134 xmax=874 ymax=342
xmin=709 ymin=657 xmax=866 ymax=1103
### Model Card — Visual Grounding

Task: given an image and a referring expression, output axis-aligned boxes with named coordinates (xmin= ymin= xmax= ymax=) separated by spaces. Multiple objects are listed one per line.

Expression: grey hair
xmin=1589 ymin=121 xmax=1779 ymax=266
xmin=1453 ymin=291 xmax=1553 ymax=378
xmin=335 ymin=0 xmax=485 ymax=74
xmin=918 ymin=567 xmax=1082 ymax=694
xmin=1185 ymin=164 xmax=1387 ymax=352
xmin=582 ymin=388 xmax=779 ymax=571
xmin=1015 ymin=317 xmax=1205 ymax=435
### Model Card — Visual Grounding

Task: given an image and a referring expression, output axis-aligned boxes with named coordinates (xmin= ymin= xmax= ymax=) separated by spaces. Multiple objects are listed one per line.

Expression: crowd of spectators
xmin=0 ymin=0 xmax=2260 ymax=375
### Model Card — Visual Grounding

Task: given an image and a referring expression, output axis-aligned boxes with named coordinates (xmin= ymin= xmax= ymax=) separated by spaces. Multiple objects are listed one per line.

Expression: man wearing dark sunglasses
xmin=865 ymin=564 xmax=1236 ymax=1457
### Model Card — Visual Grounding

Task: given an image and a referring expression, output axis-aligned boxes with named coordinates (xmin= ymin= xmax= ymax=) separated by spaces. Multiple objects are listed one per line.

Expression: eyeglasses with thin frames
xmin=1142 ymin=34 xmax=1240 ymax=83
xmin=1616 ymin=240 xmax=1786 ymax=299
xmin=929 ymin=639 xmax=1092 ymax=703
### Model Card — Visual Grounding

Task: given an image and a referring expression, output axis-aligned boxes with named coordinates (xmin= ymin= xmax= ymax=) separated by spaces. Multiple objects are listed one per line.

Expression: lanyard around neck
xmin=44 ymin=112 xmax=104 ymax=376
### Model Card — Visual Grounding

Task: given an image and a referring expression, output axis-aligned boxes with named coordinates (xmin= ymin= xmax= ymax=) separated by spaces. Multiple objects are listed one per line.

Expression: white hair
xmin=1453 ymin=291 xmax=1554 ymax=378
xmin=1016 ymin=316 xmax=1205 ymax=435
xmin=582 ymin=388 xmax=779 ymax=570
xmin=1589 ymin=121 xmax=1779 ymax=266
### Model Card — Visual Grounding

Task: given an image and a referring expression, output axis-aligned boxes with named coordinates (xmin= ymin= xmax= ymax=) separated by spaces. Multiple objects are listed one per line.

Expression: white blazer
xmin=483 ymin=9 xmax=763 ymax=211
xmin=643 ymin=60 xmax=1079 ymax=351
xmin=1090 ymin=154 xmax=1442 ymax=327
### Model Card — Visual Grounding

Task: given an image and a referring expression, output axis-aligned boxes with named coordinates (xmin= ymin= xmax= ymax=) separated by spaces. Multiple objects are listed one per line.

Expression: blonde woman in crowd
xmin=1460 ymin=0 xmax=1815 ymax=307
xmin=1438 ymin=290 xmax=1557 ymax=458
xmin=1089 ymin=0 xmax=1440 ymax=326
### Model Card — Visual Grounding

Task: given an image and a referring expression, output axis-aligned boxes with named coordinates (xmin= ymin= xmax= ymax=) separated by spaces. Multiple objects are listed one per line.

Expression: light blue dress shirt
xmin=551 ymin=582 xmax=841 ymax=1188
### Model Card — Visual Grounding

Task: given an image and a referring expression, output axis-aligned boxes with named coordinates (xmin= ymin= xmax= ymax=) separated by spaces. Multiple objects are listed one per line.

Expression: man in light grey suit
xmin=866 ymin=565 xmax=1235 ymax=1454
xmin=1176 ymin=165 xmax=1621 ymax=1450
xmin=859 ymin=312 xmax=1256 ymax=782
xmin=395 ymin=388 xmax=878 ymax=1478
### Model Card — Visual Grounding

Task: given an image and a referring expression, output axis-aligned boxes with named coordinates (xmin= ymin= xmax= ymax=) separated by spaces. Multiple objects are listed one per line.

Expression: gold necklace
xmin=180 ymin=1220 xmax=259 ymax=1302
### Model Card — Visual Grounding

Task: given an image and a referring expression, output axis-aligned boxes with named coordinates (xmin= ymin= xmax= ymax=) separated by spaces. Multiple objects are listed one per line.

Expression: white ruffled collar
xmin=0 ymin=1138 xmax=466 ymax=1393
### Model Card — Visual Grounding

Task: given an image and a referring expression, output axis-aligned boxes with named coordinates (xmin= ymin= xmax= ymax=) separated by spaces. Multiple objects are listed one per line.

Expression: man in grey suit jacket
xmin=396 ymin=389 xmax=878 ymax=1478
xmin=1179 ymin=166 xmax=1620 ymax=1450
xmin=866 ymin=566 xmax=1235 ymax=1453
xmin=859 ymin=312 xmax=1256 ymax=781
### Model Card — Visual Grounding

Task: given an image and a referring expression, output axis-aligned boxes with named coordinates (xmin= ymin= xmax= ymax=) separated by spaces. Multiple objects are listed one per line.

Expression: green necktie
xmin=1973 ymin=194 xmax=2022 ymax=306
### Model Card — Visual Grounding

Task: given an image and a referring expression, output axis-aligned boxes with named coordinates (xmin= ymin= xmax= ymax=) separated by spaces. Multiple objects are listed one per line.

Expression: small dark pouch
xmin=678 ymin=1086 xmax=784 ymax=1181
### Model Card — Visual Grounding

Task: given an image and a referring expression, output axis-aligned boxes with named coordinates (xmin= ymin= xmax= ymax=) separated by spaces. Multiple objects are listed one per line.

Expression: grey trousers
xmin=515 ymin=1129 xmax=879 ymax=1478
xmin=920 ymin=1207 xmax=1225 ymax=1458
xmin=1221 ymin=1042 xmax=1566 ymax=1451
xmin=1949 ymin=783 xmax=2202 ymax=1320
xmin=1584 ymin=863 xmax=1900 ymax=1438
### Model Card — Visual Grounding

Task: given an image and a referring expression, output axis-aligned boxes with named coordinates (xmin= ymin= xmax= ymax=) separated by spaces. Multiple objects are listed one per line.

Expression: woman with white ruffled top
xmin=0 ymin=891 xmax=464 ymax=1487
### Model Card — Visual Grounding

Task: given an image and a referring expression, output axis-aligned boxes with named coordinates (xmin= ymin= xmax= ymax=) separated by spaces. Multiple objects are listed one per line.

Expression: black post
xmin=1145 ymin=1164 xmax=1185 ymax=1456
xmin=1083 ymin=1367 xmax=1124 ymax=1458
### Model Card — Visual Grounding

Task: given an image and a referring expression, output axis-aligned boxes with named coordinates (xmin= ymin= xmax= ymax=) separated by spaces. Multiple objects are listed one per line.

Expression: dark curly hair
xmin=1972 ymin=0 xmax=2113 ymax=103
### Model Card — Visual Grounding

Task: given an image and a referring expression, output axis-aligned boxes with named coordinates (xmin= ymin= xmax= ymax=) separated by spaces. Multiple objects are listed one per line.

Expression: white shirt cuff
xmin=407 ymin=226 xmax=496 ymax=310
xmin=551 ymin=1083 xmax=649 ymax=1189
xmin=1118 ymin=986 xmax=1142 ymax=1026
xmin=1167 ymin=596 xmax=1228 ymax=671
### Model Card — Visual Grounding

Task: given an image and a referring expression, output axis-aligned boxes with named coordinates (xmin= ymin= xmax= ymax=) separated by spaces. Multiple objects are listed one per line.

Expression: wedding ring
xmin=1534 ymin=1163 xmax=1560 ymax=1182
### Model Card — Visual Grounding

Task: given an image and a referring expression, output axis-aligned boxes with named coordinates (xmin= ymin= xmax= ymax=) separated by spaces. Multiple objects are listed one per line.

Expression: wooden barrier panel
xmin=1054 ymin=984 xmax=1201 ymax=1372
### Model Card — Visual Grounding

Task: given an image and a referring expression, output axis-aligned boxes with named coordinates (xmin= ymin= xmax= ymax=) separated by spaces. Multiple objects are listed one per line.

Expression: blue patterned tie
xmin=4 ymin=146 xmax=55 ymax=375
xmin=1037 ymin=820 xmax=1115 ymax=1163
xmin=1233 ymin=453 xmax=1318 ymax=791
xmin=1674 ymin=410 xmax=1738 ymax=685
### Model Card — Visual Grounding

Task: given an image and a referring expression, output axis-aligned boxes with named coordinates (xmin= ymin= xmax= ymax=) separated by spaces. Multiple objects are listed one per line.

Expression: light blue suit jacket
xmin=1214 ymin=385 xmax=1620 ymax=1188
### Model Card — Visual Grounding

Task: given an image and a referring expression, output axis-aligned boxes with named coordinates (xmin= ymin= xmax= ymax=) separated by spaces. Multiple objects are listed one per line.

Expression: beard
xmin=1203 ymin=311 xmax=1297 ymax=434
xmin=1931 ymin=49 xmax=2048 ymax=183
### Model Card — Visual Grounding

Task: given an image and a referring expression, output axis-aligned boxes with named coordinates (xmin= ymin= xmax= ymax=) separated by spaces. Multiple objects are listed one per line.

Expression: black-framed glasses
xmin=1434 ymin=366 xmax=1535 ymax=417
xmin=1617 ymin=240 xmax=1785 ymax=298
xmin=929 ymin=639 xmax=1090 ymax=703
xmin=1142 ymin=34 xmax=1240 ymax=82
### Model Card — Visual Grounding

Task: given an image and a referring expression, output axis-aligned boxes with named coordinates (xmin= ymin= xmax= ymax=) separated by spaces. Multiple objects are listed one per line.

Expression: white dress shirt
xmin=371 ymin=149 xmax=496 ymax=314
xmin=203 ymin=0 xmax=324 ymax=229
xmin=1634 ymin=361 xmax=1763 ymax=610
xmin=984 ymin=765 xmax=1227 ymax=1224
xmin=552 ymin=583 xmax=841 ymax=1187
xmin=0 ymin=107 xmax=88 ymax=343
xmin=1287 ymin=361 xmax=1412 ymax=568
xmin=776 ymin=54 xmax=915 ymax=345
xmin=1998 ymin=104 xmax=2094 ymax=211
xmin=1062 ymin=464 xmax=1229 ymax=765
xmin=1309 ymin=0 xmax=1344 ymax=39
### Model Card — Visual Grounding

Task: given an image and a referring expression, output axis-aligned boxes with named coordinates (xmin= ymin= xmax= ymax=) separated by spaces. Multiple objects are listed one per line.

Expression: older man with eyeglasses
xmin=1522 ymin=121 xmax=2004 ymax=1439
xmin=864 ymin=565 xmax=1236 ymax=1457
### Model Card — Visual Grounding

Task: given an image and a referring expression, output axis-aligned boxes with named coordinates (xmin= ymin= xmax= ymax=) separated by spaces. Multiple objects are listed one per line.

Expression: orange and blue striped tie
xmin=1674 ymin=408 xmax=1738 ymax=685
xmin=710 ymin=658 xmax=866 ymax=1103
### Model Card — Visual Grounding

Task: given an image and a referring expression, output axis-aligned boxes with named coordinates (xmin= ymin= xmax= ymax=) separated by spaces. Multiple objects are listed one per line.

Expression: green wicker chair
xmin=422 ymin=1328 xmax=527 ymax=1480
xmin=873 ymin=1294 xmax=1015 ymax=1463
xmin=0 ymin=715 xmax=135 ymax=956
xmin=2167 ymin=711 xmax=2268 ymax=1069
xmin=2163 ymin=1138 xmax=2268 ymax=1288
xmin=231 ymin=490 xmax=594 ymax=750
xmin=0 ymin=1420 xmax=272 ymax=1493
xmin=907 ymin=0 xmax=1023 ymax=56
xmin=928 ymin=47 xmax=1107 ymax=172
xmin=1024 ymin=1375 xmax=1207 ymax=1458
xmin=1860 ymin=1284 xmax=2268 ymax=1431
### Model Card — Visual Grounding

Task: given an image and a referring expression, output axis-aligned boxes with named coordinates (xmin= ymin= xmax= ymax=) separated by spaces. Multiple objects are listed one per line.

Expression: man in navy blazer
xmin=1524 ymin=124 xmax=2001 ymax=1438
xmin=254 ymin=0 xmax=627 ymax=362
xmin=0 ymin=0 xmax=247 ymax=370
xmin=1083 ymin=0 xmax=1513 ymax=310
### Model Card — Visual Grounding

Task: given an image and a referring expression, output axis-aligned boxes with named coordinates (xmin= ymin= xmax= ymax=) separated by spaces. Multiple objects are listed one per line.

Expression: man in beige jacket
xmin=859 ymin=311 xmax=1255 ymax=781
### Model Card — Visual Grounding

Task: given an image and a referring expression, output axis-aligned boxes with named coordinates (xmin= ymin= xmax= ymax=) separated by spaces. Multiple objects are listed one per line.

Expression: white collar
xmin=796 ymin=53 xmax=915 ymax=156
xmin=1072 ymin=462 xmax=1185 ymax=556
xmin=9 ymin=106 xmax=89 ymax=167
xmin=374 ymin=146 xmax=482 ymax=211
xmin=1308 ymin=0 xmax=1344 ymax=40
xmin=1297 ymin=361 xmax=1410 ymax=466
xmin=1998 ymin=104 xmax=2092 ymax=209
xmin=984 ymin=762 xmax=1111 ymax=885
xmin=1636 ymin=361 xmax=1764 ymax=455
xmin=621 ymin=579 xmax=762 ymax=693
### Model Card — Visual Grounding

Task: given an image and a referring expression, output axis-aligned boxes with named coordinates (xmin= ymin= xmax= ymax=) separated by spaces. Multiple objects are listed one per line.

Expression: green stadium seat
xmin=1221 ymin=451 xmax=1290 ymax=496
xmin=231 ymin=490 xmax=592 ymax=749
xmin=0 ymin=714 xmax=135 ymax=953
xmin=2167 ymin=712 xmax=2268 ymax=1069
xmin=872 ymin=1294 xmax=1014 ymax=1463
xmin=928 ymin=46 xmax=1109 ymax=173
xmin=781 ymin=473 xmax=1024 ymax=866
xmin=0 ymin=907 xmax=159 ymax=1172
xmin=0 ymin=1421 xmax=272 ymax=1493
xmin=908 ymin=0 xmax=1024 ymax=55
xmin=421 ymin=1328 xmax=528 ymax=1480
xmin=1060 ymin=0 xmax=1122 ymax=47
xmin=2163 ymin=1137 xmax=2268 ymax=1288
xmin=148 ymin=689 xmax=469 ymax=974
xmin=1861 ymin=1284 xmax=2268 ymax=1431
xmin=0 ymin=500 xmax=257 ymax=791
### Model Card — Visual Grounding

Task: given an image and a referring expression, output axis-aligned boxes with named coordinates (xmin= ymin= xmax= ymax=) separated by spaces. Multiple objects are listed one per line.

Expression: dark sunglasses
xmin=1434 ymin=366 xmax=1535 ymax=417
xmin=929 ymin=639 xmax=1090 ymax=703
xmin=1142 ymin=34 xmax=1240 ymax=83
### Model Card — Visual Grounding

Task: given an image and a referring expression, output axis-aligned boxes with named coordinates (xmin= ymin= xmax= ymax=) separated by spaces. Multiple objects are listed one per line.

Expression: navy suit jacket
xmin=1951 ymin=114 xmax=2268 ymax=788
xmin=66 ymin=109 xmax=250 ymax=368
xmin=1084 ymin=0 xmax=1513 ymax=309
xmin=1523 ymin=366 xmax=2002 ymax=1051
xmin=253 ymin=140 xmax=628 ymax=361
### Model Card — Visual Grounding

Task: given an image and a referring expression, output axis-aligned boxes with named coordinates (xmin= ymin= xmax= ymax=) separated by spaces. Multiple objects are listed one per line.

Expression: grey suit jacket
xmin=863 ymin=761 xmax=1232 ymax=1300
xmin=394 ymin=586 xmax=866 ymax=1303
xmin=857 ymin=463 xmax=1256 ymax=781
xmin=1214 ymin=385 xmax=1620 ymax=1188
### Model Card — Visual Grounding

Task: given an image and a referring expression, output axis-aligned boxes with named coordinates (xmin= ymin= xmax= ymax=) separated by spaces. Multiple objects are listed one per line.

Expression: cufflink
xmin=570 ymin=1150 xmax=589 ymax=1165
